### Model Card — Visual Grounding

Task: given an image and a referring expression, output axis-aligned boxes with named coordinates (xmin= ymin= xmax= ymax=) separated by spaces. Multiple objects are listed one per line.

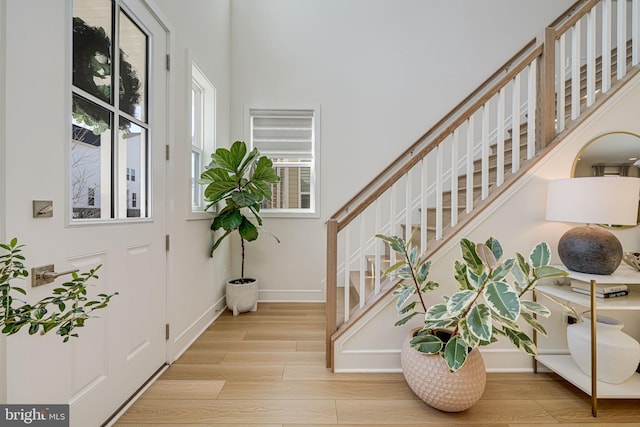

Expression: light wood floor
xmin=115 ymin=303 xmax=640 ymax=426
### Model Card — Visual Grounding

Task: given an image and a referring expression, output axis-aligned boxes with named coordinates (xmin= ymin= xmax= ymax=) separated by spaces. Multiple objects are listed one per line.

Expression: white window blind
xmin=249 ymin=107 xmax=319 ymax=216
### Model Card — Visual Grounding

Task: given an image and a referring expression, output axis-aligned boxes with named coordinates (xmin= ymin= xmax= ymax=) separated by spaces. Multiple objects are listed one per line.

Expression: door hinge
xmin=166 ymin=54 xmax=171 ymax=71
xmin=166 ymin=144 xmax=170 ymax=161
xmin=165 ymin=234 xmax=170 ymax=252
xmin=165 ymin=323 xmax=170 ymax=340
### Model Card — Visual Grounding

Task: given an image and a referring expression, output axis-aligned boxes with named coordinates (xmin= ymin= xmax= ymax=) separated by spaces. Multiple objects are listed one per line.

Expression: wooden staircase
xmin=327 ymin=0 xmax=640 ymax=370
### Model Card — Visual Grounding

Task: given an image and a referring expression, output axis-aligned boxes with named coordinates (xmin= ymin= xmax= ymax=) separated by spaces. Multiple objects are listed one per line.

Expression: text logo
xmin=0 ymin=405 xmax=69 ymax=426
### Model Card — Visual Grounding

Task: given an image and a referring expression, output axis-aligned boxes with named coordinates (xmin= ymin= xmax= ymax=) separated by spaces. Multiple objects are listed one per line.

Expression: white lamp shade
xmin=546 ymin=177 xmax=640 ymax=225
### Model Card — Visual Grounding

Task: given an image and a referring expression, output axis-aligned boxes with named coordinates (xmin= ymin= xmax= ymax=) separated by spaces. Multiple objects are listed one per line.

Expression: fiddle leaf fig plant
xmin=0 ymin=238 xmax=118 ymax=342
xmin=377 ymin=233 xmax=568 ymax=372
xmin=199 ymin=140 xmax=280 ymax=279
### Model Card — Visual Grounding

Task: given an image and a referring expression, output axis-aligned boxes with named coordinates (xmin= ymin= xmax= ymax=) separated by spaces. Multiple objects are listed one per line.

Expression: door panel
xmin=3 ymin=1 xmax=168 ymax=425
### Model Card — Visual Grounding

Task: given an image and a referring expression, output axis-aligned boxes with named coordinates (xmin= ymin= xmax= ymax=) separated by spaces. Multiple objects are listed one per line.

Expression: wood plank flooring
xmin=115 ymin=303 xmax=640 ymax=426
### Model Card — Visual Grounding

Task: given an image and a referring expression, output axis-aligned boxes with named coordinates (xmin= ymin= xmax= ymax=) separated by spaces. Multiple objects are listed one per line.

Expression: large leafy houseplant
xmin=199 ymin=141 xmax=280 ymax=280
xmin=377 ymin=233 xmax=568 ymax=372
xmin=0 ymin=238 xmax=117 ymax=342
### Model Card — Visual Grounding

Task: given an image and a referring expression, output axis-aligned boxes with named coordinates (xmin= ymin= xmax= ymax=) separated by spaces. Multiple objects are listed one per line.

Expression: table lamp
xmin=546 ymin=176 xmax=640 ymax=275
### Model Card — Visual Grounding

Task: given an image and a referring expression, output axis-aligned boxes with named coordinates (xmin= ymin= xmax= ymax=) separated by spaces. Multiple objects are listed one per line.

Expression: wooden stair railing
xmin=326 ymin=0 xmax=640 ymax=369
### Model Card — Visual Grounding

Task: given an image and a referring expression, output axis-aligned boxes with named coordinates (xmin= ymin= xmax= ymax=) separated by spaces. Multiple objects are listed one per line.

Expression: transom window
xmin=71 ymin=0 xmax=149 ymax=220
xmin=248 ymin=107 xmax=319 ymax=217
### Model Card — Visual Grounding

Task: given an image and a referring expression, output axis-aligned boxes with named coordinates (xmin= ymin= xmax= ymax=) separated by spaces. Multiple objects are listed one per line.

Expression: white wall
xmin=335 ymin=72 xmax=640 ymax=372
xmin=230 ymin=0 xmax=576 ymax=302
xmin=151 ymin=0 xmax=233 ymax=360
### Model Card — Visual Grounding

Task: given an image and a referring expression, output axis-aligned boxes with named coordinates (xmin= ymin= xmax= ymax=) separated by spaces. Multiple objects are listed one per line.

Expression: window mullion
xmin=113 ymin=5 xmax=124 ymax=219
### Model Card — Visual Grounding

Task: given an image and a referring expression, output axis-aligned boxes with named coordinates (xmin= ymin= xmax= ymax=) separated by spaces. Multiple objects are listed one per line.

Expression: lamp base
xmin=558 ymin=225 xmax=622 ymax=275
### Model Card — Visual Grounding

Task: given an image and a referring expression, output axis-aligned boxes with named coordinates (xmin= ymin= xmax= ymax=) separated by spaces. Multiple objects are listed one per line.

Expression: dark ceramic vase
xmin=558 ymin=225 xmax=622 ymax=275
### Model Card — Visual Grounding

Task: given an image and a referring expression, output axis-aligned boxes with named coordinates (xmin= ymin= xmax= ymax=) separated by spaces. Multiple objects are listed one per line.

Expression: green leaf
xmin=383 ymin=261 xmax=407 ymax=277
xmin=460 ymin=238 xmax=483 ymax=275
xmin=446 ymin=290 xmax=476 ymax=317
xmin=425 ymin=303 xmax=450 ymax=320
xmin=421 ymin=280 xmax=439 ymax=293
xmin=443 ymin=336 xmax=468 ymax=372
xmin=394 ymin=312 xmax=421 ymax=327
xmin=533 ymin=265 xmax=568 ymax=280
xmin=491 ymin=258 xmax=514 ymax=281
xmin=238 ymin=218 xmax=259 ymax=242
xmin=521 ymin=312 xmax=548 ymax=336
xmin=453 ymin=260 xmax=472 ymax=290
xmin=466 ymin=303 xmax=492 ymax=341
xmin=484 ymin=237 xmax=503 ymax=260
xmin=212 ymin=209 xmax=243 ymax=232
xmin=410 ymin=333 xmax=443 ymax=354
xmin=529 ymin=242 xmax=551 ymax=268
xmin=397 ymin=300 xmax=418 ymax=316
xmin=504 ymin=328 xmax=537 ymax=356
xmin=483 ymin=281 xmax=520 ymax=322
xmin=516 ymin=252 xmax=530 ymax=276
xmin=510 ymin=261 xmax=527 ymax=293
xmin=423 ymin=318 xmax=457 ymax=329
xmin=231 ymin=190 xmax=260 ymax=208
xmin=457 ymin=317 xmax=480 ymax=348
xmin=210 ymin=147 xmax=239 ymax=173
xmin=203 ymin=180 xmax=237 ymax=204
xmin=521 ymin=300 xmax=551 ymax=318
xmin=416 ymin=260 xmax=431 ymax=284
xmin=199 ymin=167 xmax=231 ymax=186
xmin=395 ymin=286 xmax=415 ymax=312
xmin=252 ymin=156 xmax=280 ymax=183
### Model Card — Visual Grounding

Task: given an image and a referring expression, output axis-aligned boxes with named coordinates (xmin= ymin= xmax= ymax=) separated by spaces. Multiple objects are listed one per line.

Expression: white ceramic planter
xmin=225 ymin=278 xmax=258 ymax=316
xmin=567 ymin=312 xmax=640 ymax=384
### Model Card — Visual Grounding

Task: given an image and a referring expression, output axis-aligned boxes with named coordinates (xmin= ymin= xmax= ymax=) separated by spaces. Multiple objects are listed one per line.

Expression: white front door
xmin=3 ymin=1 xmax=168 ymax=425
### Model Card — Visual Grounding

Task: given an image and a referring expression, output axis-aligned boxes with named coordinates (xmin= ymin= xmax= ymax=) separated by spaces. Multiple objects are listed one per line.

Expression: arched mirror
xmin=572 ymin=131 xmax=640 ymax=227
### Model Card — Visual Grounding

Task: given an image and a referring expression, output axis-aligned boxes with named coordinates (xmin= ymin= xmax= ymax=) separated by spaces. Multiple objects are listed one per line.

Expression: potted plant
xmin=377 ymin=232 xmax=568 ymax=411
xmin=0 ymin=238 xmax=117 ymax=341
xmin=199 ymin=140 xmax=280 ymax=315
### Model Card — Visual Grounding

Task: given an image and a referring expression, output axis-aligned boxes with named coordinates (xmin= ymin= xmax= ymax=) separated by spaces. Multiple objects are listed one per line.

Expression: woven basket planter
xmin=400 ymin=331 xmax=486 ymax=412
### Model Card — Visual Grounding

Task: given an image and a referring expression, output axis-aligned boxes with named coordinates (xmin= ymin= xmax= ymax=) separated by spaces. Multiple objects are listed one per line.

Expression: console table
xmin=534 ymin=263 xmax=640 ymax=417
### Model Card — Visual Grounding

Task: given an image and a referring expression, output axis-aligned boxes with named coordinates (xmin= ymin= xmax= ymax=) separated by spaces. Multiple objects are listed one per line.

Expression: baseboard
xmin=258 ymin=288 xmax=324 ymax=302
xmin=168 ymin=295 xmax=226 ymax=363
xmin=333 ymin=346 xmax=570 ymax=373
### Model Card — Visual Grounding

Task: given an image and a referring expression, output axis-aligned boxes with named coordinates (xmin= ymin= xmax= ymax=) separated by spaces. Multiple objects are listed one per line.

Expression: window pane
xmin=192 ymin=150 xmax=201 ymax=208
xmin=119 ymin=118 xmax=147 ymax=218
xmin=263 ymin=165 xmax=311 ymax=210
xmin=73 ymin=0 xmax=113 ymax=103
xmin=119 ymin=11 xmax=147 ymax=121
xmin=71 ymin=95 xmax=112 ymax=219
xmin=191 ymin=88 xmax=196 ymax=144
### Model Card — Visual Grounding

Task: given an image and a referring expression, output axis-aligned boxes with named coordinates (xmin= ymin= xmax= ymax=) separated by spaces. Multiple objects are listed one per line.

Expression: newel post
xmin=540 ymin=27 xmax=557 ymax=148
xmin=326 ymin=219 xmax=338 ymax=369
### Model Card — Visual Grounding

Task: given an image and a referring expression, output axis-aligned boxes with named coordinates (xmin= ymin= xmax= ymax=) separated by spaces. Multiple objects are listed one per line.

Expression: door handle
xmin=32 ymin=265 xmax=80 ymax=287
xmin=41 ymin=268 xmax=79 ymax=280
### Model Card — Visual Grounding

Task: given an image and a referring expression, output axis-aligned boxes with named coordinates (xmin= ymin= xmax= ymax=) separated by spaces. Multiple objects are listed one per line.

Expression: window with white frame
xmin=190 ymin=63 xmax=216 ymax=212
xmin=248 ymin=107 xmax=319 ymax=216
xmin=71 ymin=0 xmax=149 ymax=220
